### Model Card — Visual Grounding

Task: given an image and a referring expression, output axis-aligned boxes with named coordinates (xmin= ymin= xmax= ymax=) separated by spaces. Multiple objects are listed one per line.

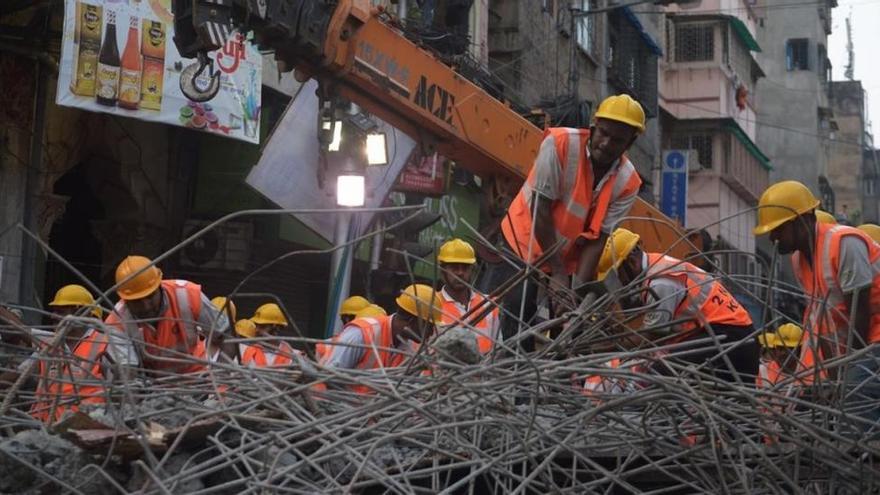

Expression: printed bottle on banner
xmin=96 ymin=10 xmax=120 ymax=106
xmin=69 ymin=1 xmax=103 ymax=97
xmin=118 ymin=15 xmax=141 ymax=109
xmin=140 ymin=19 xmax=166 ymax=111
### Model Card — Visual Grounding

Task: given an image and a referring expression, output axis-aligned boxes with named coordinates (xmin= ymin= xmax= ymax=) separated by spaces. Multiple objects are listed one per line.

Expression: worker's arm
xmin=838 ymin=236 xmax=875 ymax=348
xmin=529 ymin=135 xmax=566 ymax=278
xmin=574 ymin=233 xmax=608 ymax=284
xmin=320 ymin=327 xmax=366 ymax=369
xmin=197 ymin=292 xmax=230 ymax=337
xmin=641 ymin=278 xmax=685 ymax=334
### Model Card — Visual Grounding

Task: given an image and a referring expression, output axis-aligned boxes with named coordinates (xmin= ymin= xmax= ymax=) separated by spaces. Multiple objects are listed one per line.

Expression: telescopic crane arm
xmin=171 ymin=0 xmax=542 ymax=179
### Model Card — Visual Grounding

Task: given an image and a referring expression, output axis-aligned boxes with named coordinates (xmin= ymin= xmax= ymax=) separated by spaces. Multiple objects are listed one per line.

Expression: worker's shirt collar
xmin=440 ymin=287 xmax=475 ymax=308
xmin=584 ymin=146 xmax=623 ymax=192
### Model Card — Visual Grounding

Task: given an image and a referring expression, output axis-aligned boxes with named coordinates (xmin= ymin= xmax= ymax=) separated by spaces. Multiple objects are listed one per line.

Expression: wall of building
xmin=755 ymin=0 xmax=833 ymax=194
xmin=828 ymin=80 xmax=866 ymax=223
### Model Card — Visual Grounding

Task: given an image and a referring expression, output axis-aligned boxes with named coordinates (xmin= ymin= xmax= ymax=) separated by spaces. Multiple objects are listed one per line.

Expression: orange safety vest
xmin=643 ymin=253 xmax=753 ymax=334
xmin=502 ymin=127 xmax=642 ymax=274
xmin=320 ymin=315 xmax=407 ymax=394
xmin=240 ymin=341 xmax=297 ymax=367
xmin=107 ymin=279 xmax=205 ymax=374
xmin=792 ymin=223 xmax=880 ymax=370
xmin=30 ymin=329 xmax=109 ymax=424
xmin=582 ymin=358 xmax=622 ymax=397
xmin=439 ymin=289 xmax=499 ymax=354
xmin=756 ymin=360 xmax=780 ymax=389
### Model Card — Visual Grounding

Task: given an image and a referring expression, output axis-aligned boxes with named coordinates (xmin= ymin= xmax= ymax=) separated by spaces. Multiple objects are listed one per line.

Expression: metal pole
xmin=327 ymin=210 xmax=353 ymax=337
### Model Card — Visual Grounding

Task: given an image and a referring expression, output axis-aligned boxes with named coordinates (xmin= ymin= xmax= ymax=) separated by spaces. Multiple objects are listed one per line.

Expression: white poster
xmin=57 ymin=0 xmax=262 ymax=143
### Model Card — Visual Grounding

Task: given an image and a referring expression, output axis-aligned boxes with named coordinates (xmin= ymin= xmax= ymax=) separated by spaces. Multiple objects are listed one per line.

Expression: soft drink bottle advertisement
xmin=57 ymin=0 xmax=262 ymax=144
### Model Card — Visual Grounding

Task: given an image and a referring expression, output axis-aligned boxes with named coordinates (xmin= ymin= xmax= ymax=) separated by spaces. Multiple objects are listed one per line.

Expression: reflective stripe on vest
xmin=439 ymin=290 xmax=499 ymax=354
xmin=241 ymin=341 xmax=296 ymax=367
xmin=30 ymin=329 xmax=109 ymax=423
xmin=108 ymin=279 xmax=204 ymax=373
xmin=502 ymin=128 xmax=642 ymax=274
xmin=644 ymin=253 xmax=752 ymax=331
xmin=792 ymin=223 xmax=880 ymax=369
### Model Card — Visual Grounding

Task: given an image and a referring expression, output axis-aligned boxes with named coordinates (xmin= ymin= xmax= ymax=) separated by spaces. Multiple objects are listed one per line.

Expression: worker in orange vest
xmin=339 ymin=296 xmax=371 ymax=326
xmin=239 ymin=303 xmax=301 ymax=368
xmin=1 ymin=285 xmax=132 ymax=424
xmin=755 ymin=181 xmax=880 ymax=432
xmin=596 ymin=228 xmax=759 ymax=383
xmin=319 ymin=284 xmax=442 ymax=393
xmin=756 ymin=324 xmax=803 ymax=390
xmin=105 ymin=256 xmax=229 ymax=375
xmin=436 ymin=239 xmax=499 ymax=354
xmin=498 ymin=94 xmax=645 ymax=348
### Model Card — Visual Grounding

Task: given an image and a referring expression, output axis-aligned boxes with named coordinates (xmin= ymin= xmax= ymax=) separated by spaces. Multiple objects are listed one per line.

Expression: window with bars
xmin=671 ymin=133 xmax=714 ymax=168
xmin=786 ymin=38 xmax=809 ymax=70
xmin=675 ymin=23 xmax=715 ymax=62
xmin=575 ymin=0 xmax=598 ymax=58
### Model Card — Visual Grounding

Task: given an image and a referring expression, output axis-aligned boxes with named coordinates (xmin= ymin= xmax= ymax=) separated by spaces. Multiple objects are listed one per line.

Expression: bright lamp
xmin=365 ymin=133 xmax=388 ymax=165
xmin=337 ymin=174 xmax=365 ymax=207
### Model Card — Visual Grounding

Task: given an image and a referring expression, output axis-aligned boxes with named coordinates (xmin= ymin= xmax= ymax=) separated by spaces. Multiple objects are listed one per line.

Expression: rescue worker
xmin=754 ymin=181 xmax=880 ymax=432
xmin=319 ymin=284 xmax=442 ymax=392
xmin=105 ymin=256 xmax=229 ymax=375
xmin=1 ymin=285 xmax=133 ymax=424
xmin=240 ymin=304 xmax=301 ymax=368
xmin=340 ymin=296 xmax=371 ymax=326
xmin=498 ymin=94 xmax=645 ymax=347
xmin=757 ymin=323 xmax=803 ymax=390
xmin=596 ymin=228 xmax=759 ymax=383
xmin=436 ymin=238 xmax=499 ymax=354
xmin=858 ymin=223 xmax=880 ymax=244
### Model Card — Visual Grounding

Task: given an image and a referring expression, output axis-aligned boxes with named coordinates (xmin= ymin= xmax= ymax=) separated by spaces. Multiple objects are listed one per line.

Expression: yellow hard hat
xmin=252 ymin=303 xmax=288 ymax=326
xmin=211 ymin=296 xmax=237 ymax=321
xmin=234 ymin=319 xmax=257 ymax=338
xmin=757 ymin=332 xmax=781 ymax=348
xmin=857 ymin=223 xmax=880 ymax=244
xmin=777 ymin=323 xmax=803 ymax=348
xmin=437 ymin=238 xmax=477 ymax=264
xmin=340 ymin=295 xmax=370 ymax=316
xmin=395 ymin=284 xmax=443 ymax=323
xmin=593 ymin=94 xmax=646 ymax=133
xmin=49 ymin=284 xmax=102 ymax=319
xmin=754 ymin=181 xmax=821 ymax=235
xmin=596 ymin=228 xmax=641 ymax=281
xmin=357 ymin=303 xmax=387 ymax=318
xmin=115 ymin=256 xmax=163 ymax=300
xmin=815 ymin=210 xmax=837 ymax=225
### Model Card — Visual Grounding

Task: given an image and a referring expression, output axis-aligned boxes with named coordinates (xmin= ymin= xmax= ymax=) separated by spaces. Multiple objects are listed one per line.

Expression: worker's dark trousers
xmin=654 ymin=323 xmax=760 ymax=384
xmin=477 ymin=257 xmax=538 ymax=353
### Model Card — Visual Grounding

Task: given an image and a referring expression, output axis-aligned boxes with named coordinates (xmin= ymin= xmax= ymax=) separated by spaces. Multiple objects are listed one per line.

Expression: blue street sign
xmin=661 ymin=150 xmax=688 ymax=226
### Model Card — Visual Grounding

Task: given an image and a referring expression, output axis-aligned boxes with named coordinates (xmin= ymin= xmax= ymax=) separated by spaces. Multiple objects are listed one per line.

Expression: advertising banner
xmin=57 ymin=0 xmax=262 ymax=143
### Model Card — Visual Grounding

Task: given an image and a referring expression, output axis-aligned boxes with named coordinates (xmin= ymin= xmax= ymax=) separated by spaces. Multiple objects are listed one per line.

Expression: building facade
xmin=659 ymin=0 xmax=770 ymax=283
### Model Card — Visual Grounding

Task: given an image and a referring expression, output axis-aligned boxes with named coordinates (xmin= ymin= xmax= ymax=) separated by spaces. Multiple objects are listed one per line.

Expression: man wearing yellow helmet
xmin=339 ymin=296 xmax=370 ymax=326
xmin=1 ymin=285 xmax=128 ymax=424
xmin=756 ymin=324 xmax=804 ymax=390
xmin=240 ymin=303 xmax=303 ymax=368
xmin=597 ymin=228 xmax=758 ymax=383
xmin=498 ymin=95 xmax=646 ymax=347
xmin=105 ymin=256 xmax=229 ymax=374
xmin=319 ymin=284 xmax=442 ymax=393
xmin=755 ymin=181 xmax=880 ymax=432
xmin=436 ymin=239 xmax=499 ymax=354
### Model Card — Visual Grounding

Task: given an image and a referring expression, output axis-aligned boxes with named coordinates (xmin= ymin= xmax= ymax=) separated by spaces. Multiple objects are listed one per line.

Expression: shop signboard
xmin=57 ymin=0 xmax=262 ymax=143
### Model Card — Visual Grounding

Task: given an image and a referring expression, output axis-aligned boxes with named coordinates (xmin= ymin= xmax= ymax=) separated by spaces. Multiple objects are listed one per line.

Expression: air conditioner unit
xmin=180 ymin=220 xmax=253 ymax=272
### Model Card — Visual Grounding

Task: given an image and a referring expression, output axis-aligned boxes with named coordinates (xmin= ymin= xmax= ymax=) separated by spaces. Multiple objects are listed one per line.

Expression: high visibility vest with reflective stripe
xmin=107 ymin=279 xmax=204 ymax=374
xmin=792 ymin=223 xmax=880 ymax=368
xmin=241 ymin=341 xmax=297 ymax=367
xmin=30 ymin=329 xmax=109 ymax=423
xmin=643 ymin=253 xmax=753 ymax=332
xmin=321 ymin=316 xmax=405 ymax=394
xmin=502 ymin=127 xmax=642 ymax=274
xmin=439 ymin=291 xmax=499 ymax=354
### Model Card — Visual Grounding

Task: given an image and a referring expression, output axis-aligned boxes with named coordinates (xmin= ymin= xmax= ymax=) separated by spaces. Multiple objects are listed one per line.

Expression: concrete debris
xmin=433 ymin=326 xmax=481 ymax=365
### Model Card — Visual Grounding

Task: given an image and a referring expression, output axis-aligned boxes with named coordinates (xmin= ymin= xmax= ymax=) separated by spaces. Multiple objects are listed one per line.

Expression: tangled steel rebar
xmin=1 ymin=207 xmax=879 ymax=494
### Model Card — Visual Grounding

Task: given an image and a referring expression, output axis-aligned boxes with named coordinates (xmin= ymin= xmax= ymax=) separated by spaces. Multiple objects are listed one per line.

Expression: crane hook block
xmin=180 ymin=52 xmax=221 ymax=102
